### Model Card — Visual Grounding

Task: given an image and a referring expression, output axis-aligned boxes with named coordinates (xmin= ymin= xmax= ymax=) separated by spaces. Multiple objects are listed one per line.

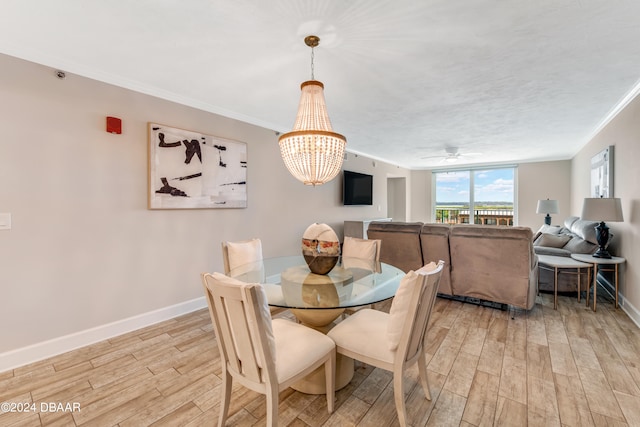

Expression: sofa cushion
xmin=564 ymin=216 xmax=580 ymax=230
xmin=562 ymin=235 xmax=597 ymax=254
xmin=569 ymin=219 xmax=599 ymax=245
xmin=533 ymin=246 xmax=572 ymax=257
xmin=536 ymin=233 xmax=572 ymax=248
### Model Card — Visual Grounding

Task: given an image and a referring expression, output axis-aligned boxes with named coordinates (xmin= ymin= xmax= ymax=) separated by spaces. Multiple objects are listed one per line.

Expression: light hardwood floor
xmin=2 ymin=287 xmax=640 ymax=426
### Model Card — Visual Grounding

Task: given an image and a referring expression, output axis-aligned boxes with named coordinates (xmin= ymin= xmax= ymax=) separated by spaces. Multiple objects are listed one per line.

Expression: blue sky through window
xmin=436 ymin=169 xmax=514 ymax=204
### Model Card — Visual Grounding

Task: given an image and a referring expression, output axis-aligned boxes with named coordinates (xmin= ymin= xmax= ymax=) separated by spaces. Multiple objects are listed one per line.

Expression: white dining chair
xmin=202 ymin=272 xmax=336 ymax=427
xmin=327 ymin=260 xmax=444 ymax=427
xmin=342 ymin=236 xmax=382 ymax=273
xmin=222 ymin=239 xmax=286 ymax=317
xmin=342 ymin=236 xmax=382 ymax=316
xmin=221 ymin=238 xmax=264 ymax=281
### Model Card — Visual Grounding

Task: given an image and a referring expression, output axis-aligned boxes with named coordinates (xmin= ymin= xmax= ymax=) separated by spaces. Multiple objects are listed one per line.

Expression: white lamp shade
xmin=279 ymin=80 xmax=346 ymax=186
xmin=581 ymin=198 xmax=624 ymax=222
xmin=536 ymin=199 xmax=559 ymax=214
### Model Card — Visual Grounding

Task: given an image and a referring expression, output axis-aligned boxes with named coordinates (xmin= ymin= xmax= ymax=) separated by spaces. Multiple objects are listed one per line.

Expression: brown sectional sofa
xmin=367 ymin=221 xmax=538 ymax=310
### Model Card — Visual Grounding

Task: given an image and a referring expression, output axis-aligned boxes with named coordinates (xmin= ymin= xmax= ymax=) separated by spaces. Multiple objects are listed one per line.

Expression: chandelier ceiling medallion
xmin=278 ymin=35 xmax=347 ymax=186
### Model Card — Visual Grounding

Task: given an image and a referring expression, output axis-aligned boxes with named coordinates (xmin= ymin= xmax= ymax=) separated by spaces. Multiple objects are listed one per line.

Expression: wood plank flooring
xmin=2 ymin=286 xmax=640 ymax=426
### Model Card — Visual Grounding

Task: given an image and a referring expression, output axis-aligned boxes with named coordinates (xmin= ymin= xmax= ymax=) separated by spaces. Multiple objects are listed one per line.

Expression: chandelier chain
xmin=310 ymin=46 xmax=315 ymax=80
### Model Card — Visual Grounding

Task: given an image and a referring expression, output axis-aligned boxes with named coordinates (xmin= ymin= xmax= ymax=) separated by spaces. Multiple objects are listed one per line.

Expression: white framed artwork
xmin=148 ymin=123 xmax=247 ymax=209
xmin=590 ymin=145 xmax=614 ymax=198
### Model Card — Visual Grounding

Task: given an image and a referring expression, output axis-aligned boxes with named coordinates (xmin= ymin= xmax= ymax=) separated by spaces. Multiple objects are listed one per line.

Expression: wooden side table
xmin=571 ymin=253 xmax=625 ymax=311
xmin=538 ymin=255 xmax=592 ymax=309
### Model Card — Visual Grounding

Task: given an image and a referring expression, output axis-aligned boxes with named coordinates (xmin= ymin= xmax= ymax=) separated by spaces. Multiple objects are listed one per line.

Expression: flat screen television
xmin=343 ymin=170 xmax=373 ymax=205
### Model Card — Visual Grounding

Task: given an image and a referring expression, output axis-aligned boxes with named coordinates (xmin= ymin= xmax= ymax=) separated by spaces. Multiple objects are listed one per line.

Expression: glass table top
xmin=228 ymin=255 xmax=404 ymax=309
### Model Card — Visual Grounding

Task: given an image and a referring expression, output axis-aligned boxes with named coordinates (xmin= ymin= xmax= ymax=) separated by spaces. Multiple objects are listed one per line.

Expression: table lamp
xmin=536 ymin=199 xmax=559 ymax=225
xmin=581 ymin=197 xmax=624 ymax=258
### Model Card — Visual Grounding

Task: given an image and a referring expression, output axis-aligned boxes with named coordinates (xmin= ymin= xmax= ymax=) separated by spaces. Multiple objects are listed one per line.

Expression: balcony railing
xmin=435 ymin=208 xmax=514 ymax=226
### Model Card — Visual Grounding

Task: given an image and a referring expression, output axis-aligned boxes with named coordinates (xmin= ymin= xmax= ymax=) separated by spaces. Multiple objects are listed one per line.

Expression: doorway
xmin=387 ymin=177 xmax=406 ymax=221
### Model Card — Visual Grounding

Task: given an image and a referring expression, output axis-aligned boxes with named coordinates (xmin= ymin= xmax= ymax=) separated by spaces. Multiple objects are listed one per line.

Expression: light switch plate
xmin=0 ymin=213 xmax=11 ymax=230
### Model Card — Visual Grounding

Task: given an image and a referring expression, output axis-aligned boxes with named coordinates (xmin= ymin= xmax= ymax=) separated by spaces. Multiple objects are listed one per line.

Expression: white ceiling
xmin=2 ymin=0 xmax=640 ymax=169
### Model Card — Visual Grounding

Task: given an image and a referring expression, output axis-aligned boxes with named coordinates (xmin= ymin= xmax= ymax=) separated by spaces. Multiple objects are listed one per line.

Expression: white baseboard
xmin=598 ymin=277 xmax=640 ymax=328
xmin=619 ymin=294 xmax=640 ymax=328
xmin=0 ymin=297 xmax=207 ymax=373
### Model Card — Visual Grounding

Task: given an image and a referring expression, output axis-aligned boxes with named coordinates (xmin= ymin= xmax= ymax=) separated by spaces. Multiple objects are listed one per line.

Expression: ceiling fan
xmin=421 ymin=147 xmax=482 ymax=163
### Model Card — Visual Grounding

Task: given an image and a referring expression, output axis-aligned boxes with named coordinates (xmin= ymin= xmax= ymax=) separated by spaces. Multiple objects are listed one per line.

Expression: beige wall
xmin=571 ymin=94 xmax=640 ymax=323
xmin=409 ymin=170 xmax=432 ymax=223
xmin=517 ymin=161 xmax=572 ymax=230
xmin=0 ymin=53 xmax=409 ymax=366
xmin=387 ymin=177 xmax=407 ymax=221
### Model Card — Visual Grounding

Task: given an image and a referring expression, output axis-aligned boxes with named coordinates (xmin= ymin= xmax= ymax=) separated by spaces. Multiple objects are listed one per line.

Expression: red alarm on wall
xmin=106 ymin=116 xmax=122 ymax=134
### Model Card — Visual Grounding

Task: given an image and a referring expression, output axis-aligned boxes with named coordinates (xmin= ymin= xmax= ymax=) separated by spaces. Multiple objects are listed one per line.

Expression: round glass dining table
xmin=228 ymin=255 xmax=405 ymax=393
xmin=228 ymin=255 xmax=405 ymax=328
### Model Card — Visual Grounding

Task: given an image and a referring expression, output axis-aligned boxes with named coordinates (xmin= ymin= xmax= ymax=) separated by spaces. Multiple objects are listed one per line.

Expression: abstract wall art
xmin=148 ymin=123 xmax=247 ymax=209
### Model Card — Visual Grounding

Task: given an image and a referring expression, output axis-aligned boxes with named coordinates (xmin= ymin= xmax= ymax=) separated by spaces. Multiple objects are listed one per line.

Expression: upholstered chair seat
xmin=329 ymin=309 xmax=396 ymax=362
xmin=202 ymin=272 xmax=335 ymax=426
xmin=328 ymin=261 xmax=444 ymax=427
xmin=271 ymin=320 xmax=335 ymax=383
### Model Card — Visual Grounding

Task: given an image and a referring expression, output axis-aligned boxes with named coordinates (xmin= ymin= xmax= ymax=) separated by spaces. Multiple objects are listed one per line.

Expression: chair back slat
xmin=225 ymin=297 xmax=263 ymax=381
xmin=202 ymin=273 xmax=269 ymax=384
xmin=398 ymin=261 xmax=444 ymax=365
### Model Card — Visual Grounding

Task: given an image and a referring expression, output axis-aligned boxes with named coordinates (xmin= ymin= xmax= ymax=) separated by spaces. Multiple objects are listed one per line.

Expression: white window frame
xmin=431 ymin=165 xmax=518 ymax=225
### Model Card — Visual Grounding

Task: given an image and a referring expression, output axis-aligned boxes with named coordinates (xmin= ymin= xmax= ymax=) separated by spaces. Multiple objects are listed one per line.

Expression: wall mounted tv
xmin=343 ymin=170 xmax=373 ymax=205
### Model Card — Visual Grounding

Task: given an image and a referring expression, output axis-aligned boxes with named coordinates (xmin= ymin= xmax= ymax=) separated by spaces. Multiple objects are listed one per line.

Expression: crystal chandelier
xmin=279 ymin=35 xmax=347 ymax=186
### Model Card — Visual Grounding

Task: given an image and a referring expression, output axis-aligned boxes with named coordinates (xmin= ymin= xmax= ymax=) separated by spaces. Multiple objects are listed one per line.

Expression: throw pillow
xmin=533 ymin=224 xmax=563 ymax=243
xmin=536 ymin=224 xmax=563 ymax=235
xmin=570 ymin=219 xmax=599 ymax=245
xmin=387 ymin=270 xmax=420 ymax=351
xmin=563 ymin=236 xmax=597 ymax=254
xmin=211 ymin=272 xmax=276 ymax=366
xmin=536 ymin=233 xmax=572 ymax=248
